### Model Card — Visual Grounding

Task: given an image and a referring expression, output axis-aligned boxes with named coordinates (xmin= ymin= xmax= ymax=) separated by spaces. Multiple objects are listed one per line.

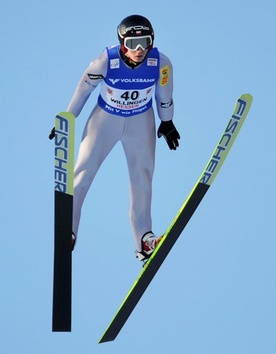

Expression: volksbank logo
xmin=108 ymin=78 xmax=155 ymax=85
xmin=200 ymin=98 xmax=247 ymax=185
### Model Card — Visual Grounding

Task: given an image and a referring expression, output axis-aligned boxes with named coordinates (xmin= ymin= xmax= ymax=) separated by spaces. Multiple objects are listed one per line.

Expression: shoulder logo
xmin=160 ymin=65 xmax=169 ymax=86
xmin=87 ymin=73 xmax=104 ymax=80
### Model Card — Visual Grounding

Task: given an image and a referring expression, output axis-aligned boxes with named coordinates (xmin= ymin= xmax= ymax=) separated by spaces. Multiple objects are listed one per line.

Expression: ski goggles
xmin=124 ymin=35 xmax=152 ymax=51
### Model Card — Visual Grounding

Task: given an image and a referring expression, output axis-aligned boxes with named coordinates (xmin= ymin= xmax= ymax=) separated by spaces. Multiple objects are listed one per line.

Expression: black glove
xmin=157 ymin=120 xmax=180 ymax=150
xmin=49 ymin=127 xmax=55 ymax=140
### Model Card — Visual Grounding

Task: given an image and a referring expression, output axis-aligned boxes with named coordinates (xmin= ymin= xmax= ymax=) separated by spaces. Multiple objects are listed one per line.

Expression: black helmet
xmin=117 ymin=15 xmax=154 ymax=51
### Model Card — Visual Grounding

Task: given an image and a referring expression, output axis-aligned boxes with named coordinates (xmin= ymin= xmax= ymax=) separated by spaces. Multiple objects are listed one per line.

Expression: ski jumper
xmin=67 ymin=45 xmax=174 ymax=251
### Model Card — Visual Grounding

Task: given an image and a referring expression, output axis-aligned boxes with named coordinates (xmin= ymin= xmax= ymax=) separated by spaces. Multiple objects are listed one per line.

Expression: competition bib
xmin=99 ymin=82 xmax=155 ymax=116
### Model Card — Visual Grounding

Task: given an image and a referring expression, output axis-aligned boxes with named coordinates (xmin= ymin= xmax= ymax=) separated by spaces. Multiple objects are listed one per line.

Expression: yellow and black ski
xmin=52 ymin=112 xmax=75 ymax=332
xmin=99 ymin=94 xmax=253 ymax=343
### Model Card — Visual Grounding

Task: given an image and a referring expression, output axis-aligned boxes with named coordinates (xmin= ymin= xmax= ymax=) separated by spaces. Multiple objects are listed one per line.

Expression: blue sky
xmin=1 ymin=0 xmax=276 ymax=353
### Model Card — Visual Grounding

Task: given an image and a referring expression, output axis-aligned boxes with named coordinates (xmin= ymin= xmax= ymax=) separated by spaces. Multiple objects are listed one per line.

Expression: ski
xmin=98 ymin=93 xmax=253 ymax=343
xmin=52 ymin=112 xmax=75 ymax=332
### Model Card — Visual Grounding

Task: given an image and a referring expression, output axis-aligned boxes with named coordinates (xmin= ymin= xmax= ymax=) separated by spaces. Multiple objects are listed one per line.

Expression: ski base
xmin=52 ymin=191 xmax=73 ymax=331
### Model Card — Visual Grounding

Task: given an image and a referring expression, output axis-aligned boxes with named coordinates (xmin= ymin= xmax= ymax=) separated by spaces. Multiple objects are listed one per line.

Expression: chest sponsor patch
xmin=110 ymin=58 xmax=120 ymax=69
xmin=147 ymin=58 xmax=158 ymax=66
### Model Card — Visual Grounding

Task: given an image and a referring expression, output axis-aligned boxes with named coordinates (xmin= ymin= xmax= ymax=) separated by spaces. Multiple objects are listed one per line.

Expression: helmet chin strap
xmin=121 ymin=45 xmax=128 ymax=53
xmin=120 ymin=47 xmax=138 ymax=67
xmin=119 ymin=47 xmax=141 ymax=67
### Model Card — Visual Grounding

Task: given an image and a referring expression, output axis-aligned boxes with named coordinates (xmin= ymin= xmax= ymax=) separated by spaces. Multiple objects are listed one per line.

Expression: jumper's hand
xmin=157 ymin=120 xmax=180 ymax=150
xmin=49 ymin=127 xmax=55 ymax=140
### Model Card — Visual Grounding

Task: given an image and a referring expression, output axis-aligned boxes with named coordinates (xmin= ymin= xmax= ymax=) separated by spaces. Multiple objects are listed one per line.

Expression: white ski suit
xmin=67 ymin=45 xmax=175 ymax=251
